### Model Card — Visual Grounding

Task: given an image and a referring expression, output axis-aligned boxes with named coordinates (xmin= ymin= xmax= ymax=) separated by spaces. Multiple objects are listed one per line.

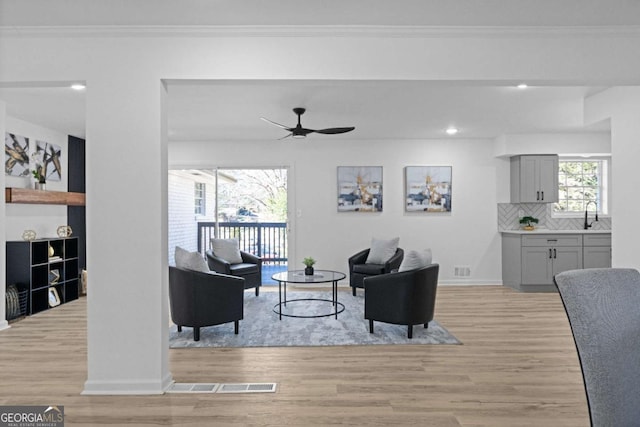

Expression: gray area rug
xmin=169 ymin=290 xmax=461 ymax=348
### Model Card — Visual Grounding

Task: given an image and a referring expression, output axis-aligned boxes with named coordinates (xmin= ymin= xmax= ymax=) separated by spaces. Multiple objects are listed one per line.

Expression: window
xmin=194 ymin=182 xmax=206 ymax=215
xmin=554 ymin=159 xmax=608 ymax=215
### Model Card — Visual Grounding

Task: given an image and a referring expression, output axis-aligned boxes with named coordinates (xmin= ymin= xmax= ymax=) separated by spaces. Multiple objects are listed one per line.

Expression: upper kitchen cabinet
xmin=510 ymin=155 xmax=559 ymax=203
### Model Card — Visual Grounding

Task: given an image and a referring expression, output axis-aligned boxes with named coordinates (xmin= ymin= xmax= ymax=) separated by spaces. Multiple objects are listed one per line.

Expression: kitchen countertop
xmin=500 ymin=229 xmax=611 ymax=235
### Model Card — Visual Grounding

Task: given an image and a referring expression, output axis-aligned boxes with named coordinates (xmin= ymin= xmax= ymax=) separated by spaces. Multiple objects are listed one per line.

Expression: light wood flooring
xmin=0 ymin=286 xmax=589 ymax=426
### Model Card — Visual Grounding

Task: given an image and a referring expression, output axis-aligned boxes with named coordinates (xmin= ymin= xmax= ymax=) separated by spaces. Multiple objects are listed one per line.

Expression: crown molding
xmin=2 ymin=24 xmax=640 ymax=38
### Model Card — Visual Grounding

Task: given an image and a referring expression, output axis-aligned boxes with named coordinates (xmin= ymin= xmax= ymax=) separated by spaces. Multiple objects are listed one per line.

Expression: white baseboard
xmin=82 ymin=373 xmax=174 ymax=395
xmin=438 ymin=280 xmax=503 ymax=286
xmin=0 ymin=320 xmax=10 ymax=331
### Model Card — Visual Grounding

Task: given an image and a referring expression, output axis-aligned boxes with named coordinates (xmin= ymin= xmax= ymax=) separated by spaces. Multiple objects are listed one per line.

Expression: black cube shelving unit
xmin=6 ymin=237 xmax=80 ymax=315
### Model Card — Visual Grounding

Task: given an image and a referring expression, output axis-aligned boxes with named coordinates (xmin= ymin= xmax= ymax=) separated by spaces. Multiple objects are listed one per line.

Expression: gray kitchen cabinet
xmin=521 ymin=246 xmax=583 ymax=285
xmin=510 ymin=155 xmax=558 ymax=203
xmin=521 ymin=235 xmax=582 ymax=286
xmin=502 ymin=233 xmax=585 ymax=292
xmin=520 ymin=246 xmax=553 ymax=285
xmin=583 ymin=234 xmax=612 ymax=268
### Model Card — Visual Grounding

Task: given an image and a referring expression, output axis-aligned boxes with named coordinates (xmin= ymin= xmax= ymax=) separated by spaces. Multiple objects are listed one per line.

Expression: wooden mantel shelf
xmin=5 ymin=187 xmax=86 ymax=206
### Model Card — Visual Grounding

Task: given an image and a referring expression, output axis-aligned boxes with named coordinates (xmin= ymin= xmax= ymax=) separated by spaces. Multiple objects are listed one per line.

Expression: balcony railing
xmin=197 ymin=221 xmax=287 ymax=265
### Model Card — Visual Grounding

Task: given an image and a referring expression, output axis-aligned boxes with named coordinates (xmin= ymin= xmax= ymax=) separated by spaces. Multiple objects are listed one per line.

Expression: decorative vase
xmin=35 ymin=182 xmax=46 ymax=190
xmin=22 ymin=230 xmax=37 ymax=241
xmin=57 ymin=225 xmax=73 ymax=238
xmin=304 ymin=266 xmax=314 ymax=276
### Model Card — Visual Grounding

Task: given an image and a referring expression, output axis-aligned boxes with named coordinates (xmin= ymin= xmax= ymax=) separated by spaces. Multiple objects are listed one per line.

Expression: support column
xmin=82 ymin=76 xmax=172 ymax=394
xmin=585 ymin=87 xmax=640 ymax=270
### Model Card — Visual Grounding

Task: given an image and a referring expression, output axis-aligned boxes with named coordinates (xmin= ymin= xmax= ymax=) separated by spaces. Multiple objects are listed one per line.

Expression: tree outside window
xmin=216 ymin=169 xmax=287 ymax=222
xmin=554 ymin=160 xmax=607 ymax=214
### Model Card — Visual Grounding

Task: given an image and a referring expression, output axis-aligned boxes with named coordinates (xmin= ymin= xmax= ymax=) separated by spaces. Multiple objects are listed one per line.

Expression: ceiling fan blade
xmin=278 ymin=133 xmax=293 ymax=140
xmin=263 ymin=109 xmax=354 ymax=139
xmin=314 ymin=127 xmax=355 ymax=135
xmin=260 ymin=117 xmax=292 ymax=131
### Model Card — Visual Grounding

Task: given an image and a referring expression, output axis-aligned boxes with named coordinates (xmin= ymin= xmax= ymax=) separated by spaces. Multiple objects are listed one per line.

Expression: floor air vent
xmin=167 ymin=383 xmax=219 ymax=393
xmin=217 ymin=383 xmax=277 ymax=393
xmin=166 ymin=382 xmax=277 ymax=394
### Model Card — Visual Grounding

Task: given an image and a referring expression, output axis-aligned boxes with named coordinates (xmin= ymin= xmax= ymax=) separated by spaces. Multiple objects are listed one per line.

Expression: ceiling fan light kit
xmin=261 ymin=107 xmax=355 ymax=139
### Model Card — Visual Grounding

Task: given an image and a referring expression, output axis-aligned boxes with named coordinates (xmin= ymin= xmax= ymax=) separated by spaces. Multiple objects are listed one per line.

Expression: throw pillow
xmin=365 ymin=237 xmax=400 ymax=264
xmin=399 ymin=248 xmax=433 ymax=272
xmin=210 ymin=238 xmax=243 ymax=264
xmin=175 ymin=246 xmax=210 ymax=273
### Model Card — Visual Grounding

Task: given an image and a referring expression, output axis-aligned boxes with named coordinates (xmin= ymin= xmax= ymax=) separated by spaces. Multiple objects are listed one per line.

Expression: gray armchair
xmin=206 ymin=249 xmax=262 ymax=296
xmin=554 ymin=268 xmax=640 ymax=427
xmin=364 ymin=263 xmax=439 ymax=339
xmin=348 ymin=248 xmax=404 ymax=296
xmin=169 ymin=266 xmax=244 ymax=341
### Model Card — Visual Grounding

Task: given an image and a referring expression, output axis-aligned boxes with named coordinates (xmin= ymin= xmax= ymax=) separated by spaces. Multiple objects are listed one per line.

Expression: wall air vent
xmin=454 ymin=265 xmax=471 ymax=278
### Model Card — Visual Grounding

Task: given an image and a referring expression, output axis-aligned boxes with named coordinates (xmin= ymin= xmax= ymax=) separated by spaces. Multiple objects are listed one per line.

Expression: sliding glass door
xmin=166 ymin=167 xmax=289 ymax=283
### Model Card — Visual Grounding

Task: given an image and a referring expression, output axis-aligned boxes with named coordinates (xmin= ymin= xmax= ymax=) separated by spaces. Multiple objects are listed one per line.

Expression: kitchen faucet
xmin=584 ymin=201 xmax=599 ymax=230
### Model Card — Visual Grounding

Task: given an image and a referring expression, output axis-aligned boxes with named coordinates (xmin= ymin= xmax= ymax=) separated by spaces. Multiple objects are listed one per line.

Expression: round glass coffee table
xmin=271 ymin=270 xmax=346 ymax=320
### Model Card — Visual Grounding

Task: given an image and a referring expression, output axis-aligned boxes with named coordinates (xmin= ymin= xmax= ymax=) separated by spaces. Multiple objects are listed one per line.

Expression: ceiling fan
xmin=261 ymin=107 xmax=355 ymax=139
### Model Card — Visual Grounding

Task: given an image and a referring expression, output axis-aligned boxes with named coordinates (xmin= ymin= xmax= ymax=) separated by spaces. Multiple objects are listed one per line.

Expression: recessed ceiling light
xmin=517 ymin=83 xmax=528 ymax=89
xmin=70 ymin=83 xmax=86 ymax=91
xmin=445 ymin=127 xmax=458 ymax=135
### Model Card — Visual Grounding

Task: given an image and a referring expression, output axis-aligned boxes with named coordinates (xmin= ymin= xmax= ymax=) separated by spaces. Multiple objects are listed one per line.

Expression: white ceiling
xmin=3 ymin=0 xmax=632 ymax=142
xmin=0 ymin=80 xmax=609 ymax=142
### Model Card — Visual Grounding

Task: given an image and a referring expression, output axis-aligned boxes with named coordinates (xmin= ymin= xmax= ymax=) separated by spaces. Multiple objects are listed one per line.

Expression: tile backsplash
xmin=498 ymin=203 xmax=611 ymax=231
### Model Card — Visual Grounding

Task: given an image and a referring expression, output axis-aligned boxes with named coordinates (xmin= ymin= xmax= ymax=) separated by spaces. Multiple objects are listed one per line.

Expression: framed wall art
xmin=4 ymin=132 xmax=30 ymax=177
xmin=34 ymin=140 xmax=62 ymax=181
xmin=337 ymin=166 xmax=383 ymax=212
xmin=405 ymin=166 xmax=452 ymax=213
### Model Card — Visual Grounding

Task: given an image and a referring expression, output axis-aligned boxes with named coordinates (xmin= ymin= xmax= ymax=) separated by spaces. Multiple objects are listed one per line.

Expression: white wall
xmin=170 ymin=138 xmax=504 ymax=284
xmin=5 ymin=116 xmax=68 ymax=241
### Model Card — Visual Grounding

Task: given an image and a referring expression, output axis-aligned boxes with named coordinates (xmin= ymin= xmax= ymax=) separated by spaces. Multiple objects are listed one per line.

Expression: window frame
xmin=553 ymin=157 xmax=610 ymax=218
xmin=194 ymin=182 xmax=206 ymax=216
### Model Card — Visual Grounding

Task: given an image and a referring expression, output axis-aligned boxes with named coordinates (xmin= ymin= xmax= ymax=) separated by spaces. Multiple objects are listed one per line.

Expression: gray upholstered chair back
xmin=554 ymin=268 xmax=640 ymax=427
